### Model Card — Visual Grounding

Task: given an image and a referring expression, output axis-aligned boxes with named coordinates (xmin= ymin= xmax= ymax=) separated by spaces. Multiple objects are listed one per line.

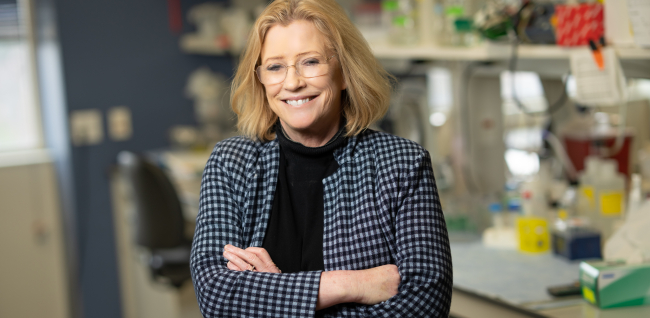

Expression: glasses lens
xmin=258 ymin=63 xmax=287 ymax=84
xmin=297 ymin=56 xmax=329 ymax=78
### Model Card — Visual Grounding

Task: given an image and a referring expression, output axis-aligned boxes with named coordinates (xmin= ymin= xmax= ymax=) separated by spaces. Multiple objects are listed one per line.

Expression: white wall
xmin=0 ymin=160 xmax=70 ymax=318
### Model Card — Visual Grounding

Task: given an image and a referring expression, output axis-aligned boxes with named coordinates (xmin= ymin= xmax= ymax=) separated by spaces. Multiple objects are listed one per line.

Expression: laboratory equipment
xmin=593 ymin=160 xmax=626 ymax=241
xmin=580 ymin=260 xmax=650 ymax=309
xmin=489 ymin=202 xmax=505 ymax=229
xmin=552 ymin=227 xmax=602 ymax=261
xmin=517 ymin=216 xmax=549 ymax=253
xmin=441 ymin=0 xmax=473 ymax=46
xmin=564 ymin=132 xmax=634 ymax=177
xmin=482 ymin=201 xmax=518 ymax=249
xmin=185 ymin=67 xmax=234 ymax=144
xmin=382 ymin=0 xmax=418 ymax=46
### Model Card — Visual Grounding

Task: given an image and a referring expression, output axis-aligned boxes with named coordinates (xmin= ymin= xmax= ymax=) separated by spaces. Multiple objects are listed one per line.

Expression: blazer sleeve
xmin=365 ymin=150 xmax=453 ymax=317
xmin=190 ymin=147 xmax=322 ymax=318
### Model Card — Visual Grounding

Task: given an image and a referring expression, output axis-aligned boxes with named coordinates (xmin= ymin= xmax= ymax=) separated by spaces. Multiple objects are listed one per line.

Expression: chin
xmin=282 ymin=117 xmax=318 ymax=131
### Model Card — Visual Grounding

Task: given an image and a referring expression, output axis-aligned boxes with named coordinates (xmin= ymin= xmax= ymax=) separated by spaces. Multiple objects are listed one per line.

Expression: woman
xmin=190 ymin=0 xmax=452 ymax=317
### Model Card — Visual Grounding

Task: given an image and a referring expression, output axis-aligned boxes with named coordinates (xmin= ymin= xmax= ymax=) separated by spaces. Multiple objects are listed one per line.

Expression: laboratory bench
xmin=448 ymin=233 xmax=650 ymax=318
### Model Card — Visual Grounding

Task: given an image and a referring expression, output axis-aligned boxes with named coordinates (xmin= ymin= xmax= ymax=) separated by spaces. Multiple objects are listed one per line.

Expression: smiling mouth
xmin=283 ymin=96 xmax=317 ymax=106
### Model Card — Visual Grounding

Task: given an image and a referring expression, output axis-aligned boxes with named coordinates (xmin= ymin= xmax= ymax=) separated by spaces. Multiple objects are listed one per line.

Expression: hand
xmin=223 ymin=244 xmax=282 ymax=273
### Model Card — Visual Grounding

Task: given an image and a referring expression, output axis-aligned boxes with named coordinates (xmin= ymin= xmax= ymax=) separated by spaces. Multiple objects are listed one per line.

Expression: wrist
xmin=318 ymin=270 xmax=362 ymax=309
xmin=339 ymin=270 xmax=363 ymax=304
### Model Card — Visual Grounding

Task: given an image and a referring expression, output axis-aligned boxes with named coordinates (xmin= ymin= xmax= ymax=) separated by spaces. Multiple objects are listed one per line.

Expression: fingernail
xmin=224 ymin=245 xmax=231 ymax=251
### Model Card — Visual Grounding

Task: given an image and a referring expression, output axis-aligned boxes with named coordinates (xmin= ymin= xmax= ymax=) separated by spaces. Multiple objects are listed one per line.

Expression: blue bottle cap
xmin=507 ymin=199 xmax=522 ymax=212
xmin=488 ymin=202 xmax=502 ymax=213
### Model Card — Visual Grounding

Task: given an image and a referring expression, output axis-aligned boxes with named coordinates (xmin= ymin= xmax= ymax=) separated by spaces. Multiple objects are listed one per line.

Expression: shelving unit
xmin=370 ymin=42 xmax=650 ymax=61
xmin=180 ymin=34 xmax=650 ymax=61
xmin=180 ymin=35 xmax=226 ymax=55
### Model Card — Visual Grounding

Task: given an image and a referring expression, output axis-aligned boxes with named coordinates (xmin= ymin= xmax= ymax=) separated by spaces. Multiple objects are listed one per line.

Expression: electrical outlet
xmin=70 ymin=109 xmax=103 ymax=146
xmin=108 ymin=106 xmax=132 ymax=141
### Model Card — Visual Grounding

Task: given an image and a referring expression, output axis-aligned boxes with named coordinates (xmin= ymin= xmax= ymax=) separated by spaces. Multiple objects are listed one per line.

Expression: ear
xmin=341 ymin=73 xmax=348 ymax=91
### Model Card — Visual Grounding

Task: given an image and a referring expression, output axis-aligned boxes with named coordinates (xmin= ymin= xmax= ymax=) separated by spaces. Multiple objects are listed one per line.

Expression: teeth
xmin=286 ymin=98 xmax=310 ymax=106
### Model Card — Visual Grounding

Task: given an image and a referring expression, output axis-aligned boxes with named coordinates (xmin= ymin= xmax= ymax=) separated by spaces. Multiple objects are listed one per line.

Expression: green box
xmin=580 ymin=260 xmax=650 ymax=309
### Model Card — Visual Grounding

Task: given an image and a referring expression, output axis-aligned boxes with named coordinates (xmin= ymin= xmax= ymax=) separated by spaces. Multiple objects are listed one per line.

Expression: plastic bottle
xmin=431 ymin=0 xmax=446 ymax=45
xmin=594 ymin=160 xmax=626 ymax=240
xmin=507 ymin=198 xmax=522 ymax=228
xmin=441 ymin=0 xmax=470 ymax=46
xmin=489 ymin=202 xmax=505 ymax=229
xmin=577 ymin=156 xmax=600 ymax=216
xmin=482 ymin=201 xmax=517 ymax=250
xmin=453 ymin=17 xmax=477 ymax=47
xmin=382 ymin=0 xmax=418 ymax=46
xmin=628 ymin=174 xmax=643 ymax=218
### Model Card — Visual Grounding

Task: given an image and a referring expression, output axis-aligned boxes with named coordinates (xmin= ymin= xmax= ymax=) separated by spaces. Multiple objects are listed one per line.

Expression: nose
xmin=282 ymin=66 xmax=304 ymax=91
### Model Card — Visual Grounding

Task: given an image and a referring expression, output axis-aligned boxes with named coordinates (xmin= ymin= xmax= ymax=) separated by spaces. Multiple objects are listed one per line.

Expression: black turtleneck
xmin=262 ymin=121 xmax=346 ymax=273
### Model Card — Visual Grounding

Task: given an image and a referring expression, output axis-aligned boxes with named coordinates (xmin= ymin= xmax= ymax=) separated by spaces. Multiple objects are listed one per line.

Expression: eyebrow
xmin=262 ymin=51 xmax=322 ymax=64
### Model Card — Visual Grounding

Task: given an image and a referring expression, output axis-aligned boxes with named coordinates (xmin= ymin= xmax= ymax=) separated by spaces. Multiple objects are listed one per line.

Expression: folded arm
xmin=191 ymin=150 xmax=322 ymax=317
xmin=223 ymin=245 xmax=400 ymax=310
xmin=364 ymin=150 xmax=453 ymax=317
xmin=191 ymin=148 xmax=402 ymax=317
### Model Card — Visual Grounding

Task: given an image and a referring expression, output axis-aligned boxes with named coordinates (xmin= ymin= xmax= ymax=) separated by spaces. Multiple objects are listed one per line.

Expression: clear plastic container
xmin=441 ymin=0 xmax=467 ymax=46
xmin=489 ymin=202 xmax=505 ymax=229
xmin=507 ymin=198 xmax=522 ymax=228
xmin=452 ymin=17 xmax=477 ymax=47
xmin=628 ymin=174 xmax=643 ymax=217
xmin=594 ymin=160 xmax=626 ymax=240
xmin=577 ymin=156 xmax=600 ymax=216
xmin=382 ymin=0 xmax=418 ymax=46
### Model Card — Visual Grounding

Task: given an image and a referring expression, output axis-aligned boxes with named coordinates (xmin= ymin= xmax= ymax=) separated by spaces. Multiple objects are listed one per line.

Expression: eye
xmin=301 ymin=58 xmax=321 ymax=66
xmin=266 ymin=64 xmax=285 ymax=72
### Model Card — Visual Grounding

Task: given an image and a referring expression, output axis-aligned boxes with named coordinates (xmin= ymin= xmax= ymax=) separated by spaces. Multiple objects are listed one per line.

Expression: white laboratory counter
xmin=449 ymin=237 xmax=650 ymax=318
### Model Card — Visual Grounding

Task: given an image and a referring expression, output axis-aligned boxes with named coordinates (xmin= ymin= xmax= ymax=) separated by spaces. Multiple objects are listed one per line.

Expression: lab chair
xmin=116 ymin=151 xmax=193 ymax=288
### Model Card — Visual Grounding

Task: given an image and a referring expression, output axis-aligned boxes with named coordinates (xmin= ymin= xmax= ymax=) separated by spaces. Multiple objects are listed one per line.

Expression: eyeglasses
xmin=256 ymin=54 xmax=336 ymax=85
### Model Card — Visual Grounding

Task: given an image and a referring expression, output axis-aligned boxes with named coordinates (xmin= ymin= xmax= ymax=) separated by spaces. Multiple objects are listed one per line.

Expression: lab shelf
xmin=370 ymin=43 xmax=650 ymax=61
xmin=180 ymin=35 xmax=650 ymax=61
xmin=179 ymin=35 xmax=227 ymax=55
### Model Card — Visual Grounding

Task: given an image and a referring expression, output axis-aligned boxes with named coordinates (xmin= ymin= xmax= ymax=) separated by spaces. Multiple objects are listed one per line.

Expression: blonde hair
xmin=231 ymin=0 xmax=394 ymax=141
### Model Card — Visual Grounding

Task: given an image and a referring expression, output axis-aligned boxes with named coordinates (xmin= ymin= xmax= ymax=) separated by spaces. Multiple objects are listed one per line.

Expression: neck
xmin=279 ymin=119 xmax=341 ymax=147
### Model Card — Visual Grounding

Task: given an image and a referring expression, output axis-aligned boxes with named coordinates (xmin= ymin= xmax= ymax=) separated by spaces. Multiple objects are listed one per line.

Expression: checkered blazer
xmin=191 ymin=129 xmax=452 ymax=317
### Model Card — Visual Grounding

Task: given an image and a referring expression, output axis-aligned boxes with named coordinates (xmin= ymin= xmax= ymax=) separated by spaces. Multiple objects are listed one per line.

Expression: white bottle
xmin=594 ymin=160 xmax=626 ymax=240
xmin=489 ymin=202 xmax=505 ymax=229
xmin=577 ymin=156 xmax=600 ymax=216
xmin=627 ymin=174 xmax=643 ymax=218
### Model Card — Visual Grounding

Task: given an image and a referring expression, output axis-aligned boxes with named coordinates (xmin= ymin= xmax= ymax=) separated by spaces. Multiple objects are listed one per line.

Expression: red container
xmin=563 ymin=133 xmax=633 ymax=178
xmin=555 ymin=3 xmax=604 ymax=47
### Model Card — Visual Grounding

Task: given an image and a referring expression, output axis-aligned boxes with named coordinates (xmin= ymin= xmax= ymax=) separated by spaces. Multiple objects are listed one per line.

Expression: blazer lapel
xmin=246 ymin=139 xmax=280 ymax=247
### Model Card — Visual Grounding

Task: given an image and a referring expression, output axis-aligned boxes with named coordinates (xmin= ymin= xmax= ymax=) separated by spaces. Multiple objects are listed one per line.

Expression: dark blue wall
xmin=47 ymin=0 xmax=231 ymax=317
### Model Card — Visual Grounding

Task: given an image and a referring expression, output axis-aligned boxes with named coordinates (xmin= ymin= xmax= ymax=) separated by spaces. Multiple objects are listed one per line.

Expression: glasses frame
xmin=255 ymin=54 xmax=336 ymax=85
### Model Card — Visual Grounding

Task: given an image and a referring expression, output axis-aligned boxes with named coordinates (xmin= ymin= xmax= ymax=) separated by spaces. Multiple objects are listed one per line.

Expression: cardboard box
xmin=580 ymin=260 xmax=650 ymax=309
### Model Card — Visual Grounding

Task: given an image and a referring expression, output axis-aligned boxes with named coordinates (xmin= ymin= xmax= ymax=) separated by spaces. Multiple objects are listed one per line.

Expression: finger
xmin=223 ymin=250 xmax=254 ymax=271
xmin=227 ymin=261 xmax=244 ymax=271
xmin=245 ymin=247 xmax=281 ymax=273
xmin=225 ymin=245 xmax=264 ymax=271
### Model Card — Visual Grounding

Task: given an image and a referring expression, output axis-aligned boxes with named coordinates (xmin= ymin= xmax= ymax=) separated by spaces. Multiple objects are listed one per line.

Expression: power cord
xmin=508 ymin=38 xmax=570 ymax=116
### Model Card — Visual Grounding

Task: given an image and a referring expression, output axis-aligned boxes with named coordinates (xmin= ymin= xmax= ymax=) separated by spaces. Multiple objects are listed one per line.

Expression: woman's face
xmin=260 ymin=20 xmax=346 ymax=140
